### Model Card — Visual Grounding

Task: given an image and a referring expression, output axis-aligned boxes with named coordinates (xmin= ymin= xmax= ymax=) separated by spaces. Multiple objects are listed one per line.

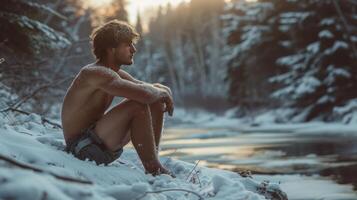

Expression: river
xmin=159 ymin=124 xmax=357 ymax=200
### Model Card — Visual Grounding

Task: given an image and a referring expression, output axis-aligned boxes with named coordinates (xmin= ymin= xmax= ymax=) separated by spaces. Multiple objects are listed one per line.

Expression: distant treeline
xmin=1 ymin=0 xmax=357 ymax=122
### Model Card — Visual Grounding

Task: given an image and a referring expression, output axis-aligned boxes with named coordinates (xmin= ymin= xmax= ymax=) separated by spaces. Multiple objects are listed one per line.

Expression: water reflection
xmin=160 ymin=128 xmax=357 ymax=192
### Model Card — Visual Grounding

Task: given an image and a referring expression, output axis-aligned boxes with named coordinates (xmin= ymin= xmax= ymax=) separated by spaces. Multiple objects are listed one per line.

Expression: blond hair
xmin=90 ymin=20 xmax=139 ymax=61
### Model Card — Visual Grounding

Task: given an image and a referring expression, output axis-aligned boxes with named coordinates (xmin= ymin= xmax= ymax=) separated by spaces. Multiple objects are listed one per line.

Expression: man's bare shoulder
xmin=80 ymin=64 xmax=120 ymax=81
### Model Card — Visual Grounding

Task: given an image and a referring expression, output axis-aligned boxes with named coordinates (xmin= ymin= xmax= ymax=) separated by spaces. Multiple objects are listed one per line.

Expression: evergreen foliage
xmin=225 ymin=0 xmax=357 ymax=121
xmin=0 ymin=0 xmax=70 ymax=56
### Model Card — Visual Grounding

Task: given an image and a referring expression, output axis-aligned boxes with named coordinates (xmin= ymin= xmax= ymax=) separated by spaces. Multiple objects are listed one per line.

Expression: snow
xmin=276 ymin=54 xmax=304 ymax=66
xmin=306 ymin=41 xmax=320 ymax=54
xmin=295 ymin=76 xmax=321 ymax=96
xmin=324 ymin=65 xmax=351 ymax=85
xmin=333 ymin=99 xmax=357 ymax=124
xmin=169 ymin=107 xmax=357 ymax=135
xmin=0 ymin=111 xmax=284 ymax=200
xmin=2 ymin=105 xmax=357 ymax=199
xmin=255 ymin=175 xmax=357 ymax=200
xmin=319 ymin=30 xmax=334 ymax=38
xmin=165 ymin=108 xmax=357 ymax=199
xmin=324 ymin=40 xmax=349 ymax=55
xmin=320 ymin=18 xmax=335 ymax=26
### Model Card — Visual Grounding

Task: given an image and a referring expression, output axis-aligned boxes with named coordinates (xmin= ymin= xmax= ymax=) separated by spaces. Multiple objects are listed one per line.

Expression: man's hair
xmin=90 ymin=20 xmax=139 ymax=61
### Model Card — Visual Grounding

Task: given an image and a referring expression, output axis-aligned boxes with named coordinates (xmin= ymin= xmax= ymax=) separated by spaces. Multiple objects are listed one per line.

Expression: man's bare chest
xmin=90 ymin=90 xmax=114 ymax=110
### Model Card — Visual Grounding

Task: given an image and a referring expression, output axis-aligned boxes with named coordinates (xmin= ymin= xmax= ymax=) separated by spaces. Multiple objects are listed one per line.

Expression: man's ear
xmin=105 ymin=48 xmax=115 ymax=55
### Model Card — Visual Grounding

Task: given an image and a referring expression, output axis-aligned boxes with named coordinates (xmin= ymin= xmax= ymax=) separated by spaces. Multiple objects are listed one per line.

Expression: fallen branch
xmin=2 ymin=107 xmax=62 ymax=129
xmin=135 ymin=188 xmax=204 ymax=200
xmin=0 ymin=76 xmax=73 ymax=115
xmin=0 ymin=153 xmax=92 ymax=185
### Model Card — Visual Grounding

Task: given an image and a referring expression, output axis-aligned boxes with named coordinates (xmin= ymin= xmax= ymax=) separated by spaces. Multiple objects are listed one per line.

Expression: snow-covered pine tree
xmin=0 ymin=0 xmax=73 ymax=115
xmin=270 ymin=0 xmax=357 ymax=121
xmin=223 ymin=0 xmax=292 ymax=111
xmin=0 ymin=0 xmax=70 ymax=57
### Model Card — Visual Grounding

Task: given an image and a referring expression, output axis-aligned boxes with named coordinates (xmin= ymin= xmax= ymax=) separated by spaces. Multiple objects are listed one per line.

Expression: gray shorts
xmin=66 ymin=124 xmax=122 ymax=165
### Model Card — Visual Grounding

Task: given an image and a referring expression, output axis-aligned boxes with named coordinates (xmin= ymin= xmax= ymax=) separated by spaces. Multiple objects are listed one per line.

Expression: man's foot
xmin=144 ymin=160 xmax=175 ymax=177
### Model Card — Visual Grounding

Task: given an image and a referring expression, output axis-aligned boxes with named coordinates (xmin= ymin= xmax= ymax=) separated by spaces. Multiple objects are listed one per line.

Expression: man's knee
xmin=126 ymin=100 xmax=150 ymax=116
xmin=150 ymin=101 xmax=165 ymax=113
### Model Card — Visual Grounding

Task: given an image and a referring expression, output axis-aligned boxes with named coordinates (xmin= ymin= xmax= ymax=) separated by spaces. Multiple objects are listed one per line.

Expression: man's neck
xmin=96 ymin=59 xmax=121 ymax=71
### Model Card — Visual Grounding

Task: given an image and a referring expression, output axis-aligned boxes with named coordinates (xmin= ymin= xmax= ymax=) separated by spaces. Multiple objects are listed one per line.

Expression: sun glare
xmin=85 ymin=0 xmax=113 ymax=8
xmin=127 ymin=0 xmax=190 ymax=30
xmin=83 ymin=0 xmax=191 ymax=31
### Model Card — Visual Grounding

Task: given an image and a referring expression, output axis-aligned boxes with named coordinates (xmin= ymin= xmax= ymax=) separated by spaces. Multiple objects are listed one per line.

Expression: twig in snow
xmin=194 ymin=170 xmax=202 ymax=188
xmin=238 ymin=170 xmax=253 ymax=178
xmin=135 ymin=188 xmax=204 ymax=200
xmin=0 ymin=153 xmax=92 ymax=185
xmin=186 ymin=160 xmax=201 ymax=181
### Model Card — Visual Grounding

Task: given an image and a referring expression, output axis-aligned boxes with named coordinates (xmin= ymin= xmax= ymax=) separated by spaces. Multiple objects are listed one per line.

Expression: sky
xmin=85 ymin=0 xmax=191 ymax=31
xmin=126 ymin=0 xmax=190 ymax=26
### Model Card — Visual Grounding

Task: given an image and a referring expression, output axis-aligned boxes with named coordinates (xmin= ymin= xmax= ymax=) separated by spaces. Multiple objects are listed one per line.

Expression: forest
xmin=1 ymin=0 xmax=357 ymax=124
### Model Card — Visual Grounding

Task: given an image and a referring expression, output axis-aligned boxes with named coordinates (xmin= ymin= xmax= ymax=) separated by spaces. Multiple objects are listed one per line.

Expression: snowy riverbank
xmin=0 ymin=111 xmax=286 ymax=200
xmin=164 ymin=108 xmax=357 ymax=200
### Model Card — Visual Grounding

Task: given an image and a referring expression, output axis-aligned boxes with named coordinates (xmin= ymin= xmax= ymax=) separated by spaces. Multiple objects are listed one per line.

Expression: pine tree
xmin=224 ymin=0 xmax=289 ymax=109
xmin=0 ymin=0 xmax=70 ymax=56
xmin=270 ymin=0 xmax=357 ymax=121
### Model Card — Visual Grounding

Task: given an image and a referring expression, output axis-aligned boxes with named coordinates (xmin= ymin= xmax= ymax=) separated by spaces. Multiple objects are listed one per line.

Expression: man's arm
xmin=81 ymin=66 xmax=167 ymax=104
xmin=117 ymin=69 xmax=144 ymax=84
xmin=118 ymin=70 xmax=173 ymax=97
xmin=117 ymin=69 xmax=174 ymax=115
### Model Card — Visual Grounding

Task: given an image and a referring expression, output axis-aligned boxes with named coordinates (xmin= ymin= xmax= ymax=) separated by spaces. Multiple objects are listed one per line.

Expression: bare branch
xmin=4 ymin=107 xmax=62 ymax=129
xmin=0 ymin=76 xmax=73 ymax=113
xmin=0 ymin=153 xmax=92 ymax=185
xmin=135 ymin=188 xmax=204 ymax=200
xmin=186 ymin=160 xmax=201 ymax=181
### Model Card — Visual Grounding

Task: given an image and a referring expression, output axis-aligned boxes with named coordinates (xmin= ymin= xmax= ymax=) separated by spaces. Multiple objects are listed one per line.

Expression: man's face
xmin=113 ymin=41 xmax=137 ymax=66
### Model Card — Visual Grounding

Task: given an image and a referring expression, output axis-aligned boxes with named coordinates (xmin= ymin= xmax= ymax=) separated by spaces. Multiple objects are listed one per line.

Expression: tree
xmin=270 ymin=0 xmax=357 ymax=121
xmin=0 ymin=0 xmax=70 ymax=57
xmin=225 ymin=0 xmax=357 ymax=121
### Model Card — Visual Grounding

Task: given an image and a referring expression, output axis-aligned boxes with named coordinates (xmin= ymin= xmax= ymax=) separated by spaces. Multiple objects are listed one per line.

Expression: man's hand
xmin=153 ymin=83 xmax=172 ymax=97
xmin=156 ymin=86 xmax=174 ymax=116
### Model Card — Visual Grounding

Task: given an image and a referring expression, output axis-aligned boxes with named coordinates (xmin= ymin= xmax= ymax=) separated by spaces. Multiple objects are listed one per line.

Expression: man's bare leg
xmin=94 ymin=100 xmax=169 ymax=175
xmin=149 ymin=101 xmax=165 ymax=150
xmin=130 ymin=104 xmax=169 ymax=174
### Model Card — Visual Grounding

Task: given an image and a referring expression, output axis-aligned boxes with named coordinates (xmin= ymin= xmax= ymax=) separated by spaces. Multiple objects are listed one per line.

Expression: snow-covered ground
xmin=167 ymin=107 xmax=357 ymax=136
xmin=1 ymin=106 xmax=357 ymax=200
xmin=0 ymin=111 xmax=285 ymax=200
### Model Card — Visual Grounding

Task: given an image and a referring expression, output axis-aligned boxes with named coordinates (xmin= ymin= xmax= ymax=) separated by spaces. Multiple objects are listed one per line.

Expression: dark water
xmin=160 ymin=128 xmax=357 ymax=192
xmin=253 ymin=135 xmax=357 ymax=190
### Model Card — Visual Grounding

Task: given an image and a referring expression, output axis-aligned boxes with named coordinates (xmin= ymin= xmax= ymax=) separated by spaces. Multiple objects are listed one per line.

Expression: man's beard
xmin=116 ymin=57 xmax=133 ymax=66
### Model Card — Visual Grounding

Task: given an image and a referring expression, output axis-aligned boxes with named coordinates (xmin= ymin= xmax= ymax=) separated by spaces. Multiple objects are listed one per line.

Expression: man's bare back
xmin=61 ymin=64 xmax=117 ymax=143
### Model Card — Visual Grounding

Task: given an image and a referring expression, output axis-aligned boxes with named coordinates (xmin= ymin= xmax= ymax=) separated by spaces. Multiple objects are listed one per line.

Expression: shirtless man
xmin=61 ymin=20 xmax=174 ymax=176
